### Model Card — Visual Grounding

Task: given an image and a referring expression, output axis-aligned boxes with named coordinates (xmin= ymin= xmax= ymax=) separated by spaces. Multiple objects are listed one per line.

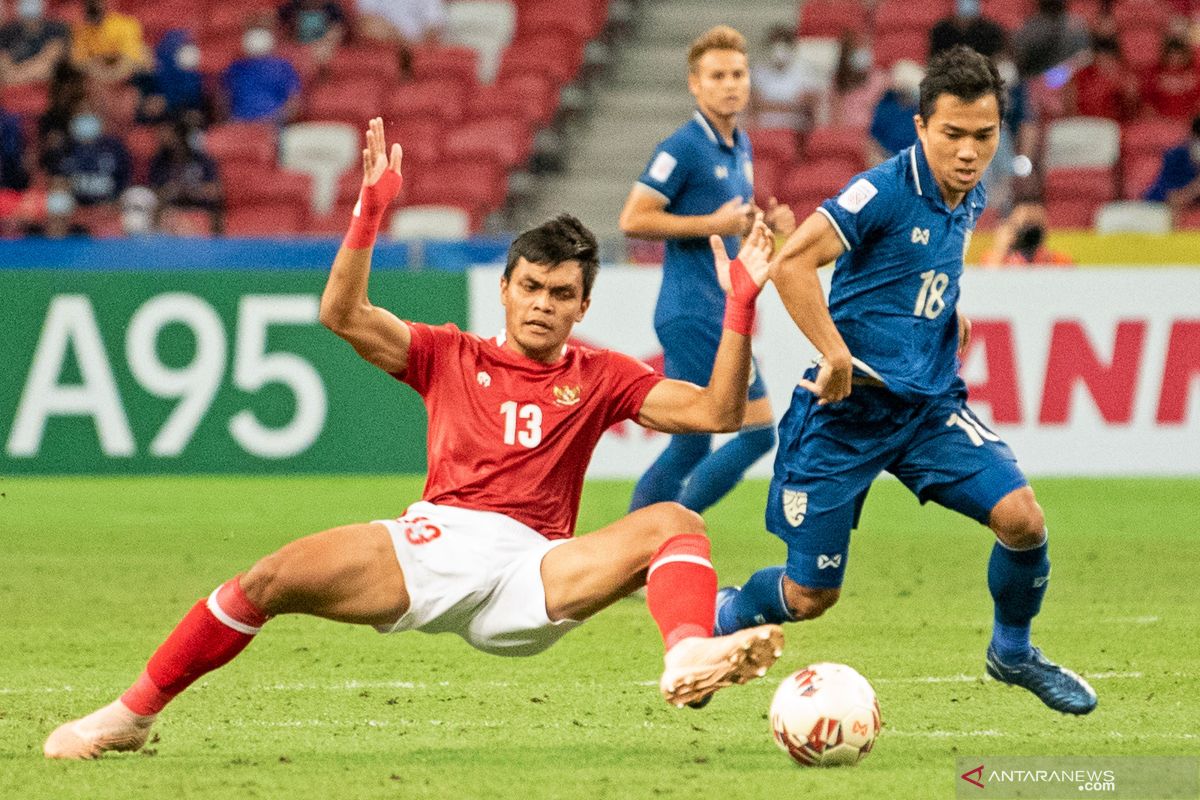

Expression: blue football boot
xmin=986 ymin=644 xmax=1098 ymax=715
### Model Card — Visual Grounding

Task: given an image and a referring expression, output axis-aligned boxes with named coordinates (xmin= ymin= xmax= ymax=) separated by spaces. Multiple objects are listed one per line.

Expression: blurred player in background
xmin=45 ymin=119 xmax=784 ymax=760
xmin=713 ymin=47 xmax=1097 ymax=716
xmin=620 ymin=25 xmax=795 ymax=521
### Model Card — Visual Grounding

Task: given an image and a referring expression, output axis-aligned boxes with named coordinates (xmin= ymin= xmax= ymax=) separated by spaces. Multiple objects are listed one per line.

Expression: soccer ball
xmin=769 ymin=662 xmax=882 ymax=767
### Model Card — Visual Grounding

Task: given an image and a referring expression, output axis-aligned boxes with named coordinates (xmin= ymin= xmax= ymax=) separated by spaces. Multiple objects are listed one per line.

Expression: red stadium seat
xmin=1112 ymin=0 xmax=1171 ymax=33
xmin=386 ymin=79 xmax=468 ymax=126
xmin=797 ymin=0 xmax=868 ymax=38
xmin=1045 ymin=199 xmax=1101 ymax=228
xmin=516 ymin=0 xmax=599 ymax=40
xmin=1121 ymin=118 xmax=1188 ymax=160
xmin=1119 ymin=28 xmax=1165 ymax=71
xmin=981 ymin=0 xmax=1034 ymax=31
xmin=306 ymin=77 xmax=386 ymax=126
xmin=780 ymin=159 xmax=858 ymax=205
xmin=199 ymin=34 xmax=245 ymax=76
xmin=1122 ymin=153 xmax=1163 ymax=199
xmin=805 ymin=125 xmax=868 ymax=169
xmin=752 ymin=157 xmax=781 ymax=201
xmin=467 ymin=74 xmax=557 ymax=126
xmin=203 ymin=1 xmax=274 ymax=38
xmin=443 ymin=118 xmax=532 ymax=169
xmin=223 ymin=163 xmax=313 ymax=207
xmin=225 ymin=201 xmax=308 ymax=236
xmin=393 ymin=119 xmax=444 ymax=170
xmin=411 ymin=45 xmax=479 ymax=88
xmin=124 ymin=126 xmax=160 ymax=185
xmin=1067 ymin=0 xmax=1103 ymax=28
xmin=206 ymin=122 xmax=277 ymax=167
xmin=1175 ymin=205 xmax=1200 ymax=229
xmin=875 ymin=0 xmax=953 ymax=34
xmin=327 ymin=45 xmax=402 ymax=87
xmin=873 ymin=30 xmax=929 ymax=68
xmin=274 ymin=42 xmax=320 ymax=86
xmin=748 ymin=128 xmax=799 ymax=165
xmin=407 ymin=160 xmax=507 ymax=213
xmin=0 ymin=82 xmax=50 ymax=119
xmin=499 ymin=35 xmax=583 ymax=86
xmin=1044 ymin=167 xmax=1117 ymax=202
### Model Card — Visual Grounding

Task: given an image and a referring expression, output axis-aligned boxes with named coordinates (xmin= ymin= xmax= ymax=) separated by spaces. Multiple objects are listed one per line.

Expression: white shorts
xmin=372 ymin=501 xmax=581 ymax=656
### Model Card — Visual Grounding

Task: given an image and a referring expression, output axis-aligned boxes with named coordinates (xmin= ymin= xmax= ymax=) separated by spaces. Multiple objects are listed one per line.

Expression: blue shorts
xmin=657 ymin=315 xmax=768 ymax=402
xmin=765 ymin=370 xmax=1028 ymax=589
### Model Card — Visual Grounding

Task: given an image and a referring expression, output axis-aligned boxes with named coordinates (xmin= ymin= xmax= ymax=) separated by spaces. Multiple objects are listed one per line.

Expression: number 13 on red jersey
xmin=500 ymin=401 xmax=543 ymax=447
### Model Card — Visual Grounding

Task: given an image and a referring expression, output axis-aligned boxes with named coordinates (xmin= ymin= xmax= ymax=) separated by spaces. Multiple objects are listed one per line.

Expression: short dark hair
xmin=504 ymin=214 xmax=600 ymax=299
xmin=1191 ymin=115 xmax=1200 ymax=140
xmin=919 ymin=45 xmax=1006 ymax=124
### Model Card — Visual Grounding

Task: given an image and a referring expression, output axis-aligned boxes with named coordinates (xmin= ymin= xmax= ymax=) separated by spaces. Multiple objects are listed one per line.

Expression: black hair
xmin=918 ymin=45 xmax=1006 ymax=124
xmin=1192 ymin=115 xmax=1200 ymax=139
xmin=504 ymin=214 xmax=599 ymax=299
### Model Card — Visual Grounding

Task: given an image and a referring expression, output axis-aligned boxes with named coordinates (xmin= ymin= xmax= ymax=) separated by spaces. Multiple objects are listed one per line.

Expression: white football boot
xmin=660 ymin=624 xmax=785 ymax=708
xmin=44 ymin=700 xmax=157 ymax=759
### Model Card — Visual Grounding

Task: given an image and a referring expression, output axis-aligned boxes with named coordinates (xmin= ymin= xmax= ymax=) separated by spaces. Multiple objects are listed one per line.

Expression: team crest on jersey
xmin=476 ymin=371 xmax=492 ymax=387
xmin=782 ymin=489 xmax=808 ymax=527
xmin=553 ymin=385 xmax=582 ymax=406
xmin=714 ymin=165 xmax=729 ymax=179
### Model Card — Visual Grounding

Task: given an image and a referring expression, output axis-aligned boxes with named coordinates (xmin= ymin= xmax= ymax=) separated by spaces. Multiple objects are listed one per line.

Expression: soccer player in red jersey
xmin=44 ymin=118 xmax=784 ymax=759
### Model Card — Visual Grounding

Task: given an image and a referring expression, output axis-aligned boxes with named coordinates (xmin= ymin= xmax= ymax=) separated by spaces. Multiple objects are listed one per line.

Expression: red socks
xmin=121 ymin=577 xmax=269 ymax=716
xmin=645 ymin=534 xmax=718 ymax=650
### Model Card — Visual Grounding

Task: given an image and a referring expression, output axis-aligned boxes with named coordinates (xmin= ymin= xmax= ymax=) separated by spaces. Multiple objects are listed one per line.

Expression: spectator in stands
xmin=278 ymin=0 xmax=347 ymax=71
xmin=828 ymin=31 xmax=887 ymax=130
xmin=750 ymin=26 xmax=822 ymax=135
xmin=0 ymin=0 xmax=71 ymax=86
xmin=1067 ymin=36 xmax=1140 ymax=121
xmin=149 ymin=120 xmax=222 ymax=229
xmin=867 ymin=59 xmax=922 ymax=165
xmin=222 ymin=17 xmax=302 ymax=124
xmin=1143 ymin=37 xmax=1200 ymax=121
xmin=137 ymin=30 xmax=211 ymax=127
xmin=981 ymin=201 xmax=1074 ymax=267
xmin=353 ymin=0 xmax=446 ymax=76
xmin=1012 ymin=0 xmax=1090 ymax=79
xmin=1144 ymin=115 xmax=1200 ymax=210
xmin=55 ymin=107 xmax=131 ymax=205
xmin=23 ymin=174 xmax=91 ymax=237
xmin=929 ymin=0 xmax=1006 ymax=61
xmin=120 ymin=185 xmax=158 ymax=235
xmin=71 ymin=0 xmax=151 ymax=86
xmin=1 ymin=101 xmax=30 ymax=191
xmin=37 ymin=59 xmax=87 ymax=173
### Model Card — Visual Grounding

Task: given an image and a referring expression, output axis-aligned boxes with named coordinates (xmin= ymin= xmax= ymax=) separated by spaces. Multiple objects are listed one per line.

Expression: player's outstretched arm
xmin=319 ymin=117 xmax=412 ymax=375
xmin=770 ymin=211 xmax=854 ymax=405
xmin=636 ymin=215 xmax=773 ymax=433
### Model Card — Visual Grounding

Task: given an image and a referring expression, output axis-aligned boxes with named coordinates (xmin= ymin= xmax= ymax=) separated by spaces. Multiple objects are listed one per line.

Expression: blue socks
xmin=630 ymin=426 xmax=775 ymax=513
xmin=987 ymin=536 xmax=1050 ymax=662
xmin=678 ymin=425 xmax=775 ymax=512
xmin=716 ymin=565 xmax=793 ymax=635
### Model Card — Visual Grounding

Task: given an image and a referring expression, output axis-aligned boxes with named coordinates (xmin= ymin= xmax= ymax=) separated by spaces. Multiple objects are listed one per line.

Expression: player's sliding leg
xmin=629 ymin=433 xmax=711 ymax=511
xmin=44 ymin=523 xmax=409 ymax=759
xmin=539 ymin=502 xmax=783 ymax=708
xmin=982 ymin=487 xmax=1096 ymax=715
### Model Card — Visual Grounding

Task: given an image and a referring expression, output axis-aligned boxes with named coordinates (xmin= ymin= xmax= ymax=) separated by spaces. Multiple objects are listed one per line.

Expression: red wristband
xmin=723 ymin=299 xmax=755 ymax=337
xmin=344 ymin=207 xmax=382 ymax=249
xmin=343 ymin=171 xmax=403 ymax=249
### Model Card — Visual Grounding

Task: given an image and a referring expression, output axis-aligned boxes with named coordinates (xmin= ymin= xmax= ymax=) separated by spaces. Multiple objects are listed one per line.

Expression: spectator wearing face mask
xmin=23 ymin=175 xmax=91 ymax=238
xmin=750 ymin=26 xmax=823 ymax=134
xmin=1144 ymin=115 xmax=1200 ymax=211
xmin=867 ymin=59 xmax=923 ymax=165
xmin=981 ymin=201 xmax=1074 ymax=267
xmin=1143 ymin=37 xmax=1200 ymax=121
xmin=929 ymin=0 xmax=1006 ymax=61
xmin=222 ymin=18 xmax=302 ymax=124
xmin=0 ymin=0 xmax=71 ymax=86
xmin=1012 ymin=0 xmax=1090 ymax=80
xmin=71 ymin=0 xmax=151 ymax=85
xmin=828 ymin=31 xmax=888 ymax=130
xmin=37 ymin=59 xmax=87 ymax=173
xmin=54 ymin=109 xmax=131 ymax=205
xmin=278 ymin=0 xmax=347 ymax=70
xmin=149 ymin=120 xmax=222 ymax=231
xmin=119 ymin=185 xmax=158 ymax=235
xmin=137 ymin=29 xmax=211 ymax=126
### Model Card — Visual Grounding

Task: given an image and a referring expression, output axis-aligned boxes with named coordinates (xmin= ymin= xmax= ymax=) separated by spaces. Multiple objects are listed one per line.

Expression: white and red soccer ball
xmin=769 ymin=662 xmax=882 ymax=767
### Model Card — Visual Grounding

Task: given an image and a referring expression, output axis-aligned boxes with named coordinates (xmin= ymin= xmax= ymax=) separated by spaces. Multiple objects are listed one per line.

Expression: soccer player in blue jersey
xmin=714 ymin=46 xmax=1097 ymax=715
xmin=620 ymin=25 xmax=796 ymax=517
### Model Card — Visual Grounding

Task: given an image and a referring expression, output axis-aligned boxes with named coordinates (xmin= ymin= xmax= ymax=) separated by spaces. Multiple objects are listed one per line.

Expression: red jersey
xmin=396 ymin=322 xmax=664 ymax=540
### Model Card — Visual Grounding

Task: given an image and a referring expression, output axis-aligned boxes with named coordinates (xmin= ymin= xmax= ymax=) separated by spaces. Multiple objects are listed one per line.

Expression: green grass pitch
xmin=2 ymin=476 xmax=1197 ymax=799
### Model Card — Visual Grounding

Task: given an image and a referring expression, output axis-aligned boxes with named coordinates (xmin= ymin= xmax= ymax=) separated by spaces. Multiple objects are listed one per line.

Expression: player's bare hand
xmin=361 ymin=116 xmax=403 ymax=188
xmin=957 ymin=312 xmax=972 ymax=359
xmin=763 ymin=196 xmax=797 ymax=237
xmin=712 ymin=212 xmax=771 ymax=295
xmin=710 ymin=196 xmax=755 ymax=237
xmin=797 ymin=356 xmax=853 ymax=405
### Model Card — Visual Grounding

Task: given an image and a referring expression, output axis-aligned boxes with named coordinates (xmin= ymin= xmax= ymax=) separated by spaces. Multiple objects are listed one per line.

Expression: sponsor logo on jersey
xmin=476 ymin=371 xmax=492 ymax=387
xmin=782 ymin=489 xmax=808 ymax=526
xmin=816 ymin=554 xmax=842 ymax=569
xmin=648 ymin=151 xmax=677 ymax=183
xmin=836 ymin=178 xmax=878 ymax=214
xmin=911 ymin=227 xmax=931 ymax=245
xmin=714 ymin=165 xmax=729 ymax=179
xmin=553 ymin=385 xmax=582 ymax=406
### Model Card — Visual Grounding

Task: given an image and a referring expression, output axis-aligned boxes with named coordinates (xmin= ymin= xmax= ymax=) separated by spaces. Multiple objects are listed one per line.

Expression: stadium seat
xmin=805 ymin=125 xmax=868 ymax=169
xmin=780 ymin=158 xmax=858 ymax=211
xmin=1175 ymin=205 xmax=1200 ymax=229
xmin=327 ymin=45 xmax=402 ymax=86
xmin=1118 ymin=28 xmax=1164 ymax=71
xmin=199 ymin=33 xmax=245 ymax=76
xmin=124 ymin=126 xmax=160 ymax=185
xmin=0 ymin=82 xmax=50 ymax=119
xmin=407 ymin=160 xmax=506 ymax=214
xmin=1044 ymin=117 xmax=1120 ymax=169
xmin=223 ymin=163 xmax=313 ymax=208
xmin=752 ymin=158 xmax=781 ymax=202
xmin=874 ymin=0 xmax=953 ymax=34
xmin=467 ymin=74 xmax=557 ymax=126
xmin=203 ymin=1 xmax=274 ymax=38
xmin=445 ymin=0 xmax=517 ymax=83
xmin=280 ymin=122 xmax=359 ymax=215
xmin=748 ymin=128 xmax=799 ymax=166
xmin=1112 ymin=0 xmax=1171 ymax=33
xmin=388 ymin=205 xmax=472 ymax=240
xmin=872 ymin=31 xmax=928 ymax=69
xmin=498 ymin=34 xmax=583 ymax=86
xmin=796 ymin=37 xmax=841 ymax=85
xmin=386 ymin=79 xmax=469 ymax=126
xmin=517 ymin=0 xmax=598 ymax=40
xmin=1045 ymin=199 xmax=1100 ymax=228
xmin=981 ymin=0 xmax=1034 ymax=31
xmin=1044 ymin=167 xmax=1116 ymax=203
xmin=391 ymin=119 xmax=444 ymax=170
xmin=1122 ymin=153 xmax=1163 ymax=199
xmin=206 ymin=122 xmax=277 ymax=167
xmin=797 ymin=0 xmax=868 ymax=38
xmin=1094 ymin=201 xmax=1172 ymax=233
xmin=225 ymin=200 xmax=308 ymax=236
xmin=306 ymin=77 xmax=386 ymax=126
xmin=1121 ymin=118 xmax=1187 ymax=160
xmin=1067 ymin=0 xmax=1103 ymax=28
xmin=443 ymin=117 xmax=532 ymax=169
xmin=411 ymin=46 xmax=480 ymax=89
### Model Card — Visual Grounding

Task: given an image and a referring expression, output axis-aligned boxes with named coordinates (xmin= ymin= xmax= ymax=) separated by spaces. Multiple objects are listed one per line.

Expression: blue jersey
xmin=816 ymin=144 xmax=986 ymax=400
xmin=637 ymin=110 xmax=754 ymax=329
